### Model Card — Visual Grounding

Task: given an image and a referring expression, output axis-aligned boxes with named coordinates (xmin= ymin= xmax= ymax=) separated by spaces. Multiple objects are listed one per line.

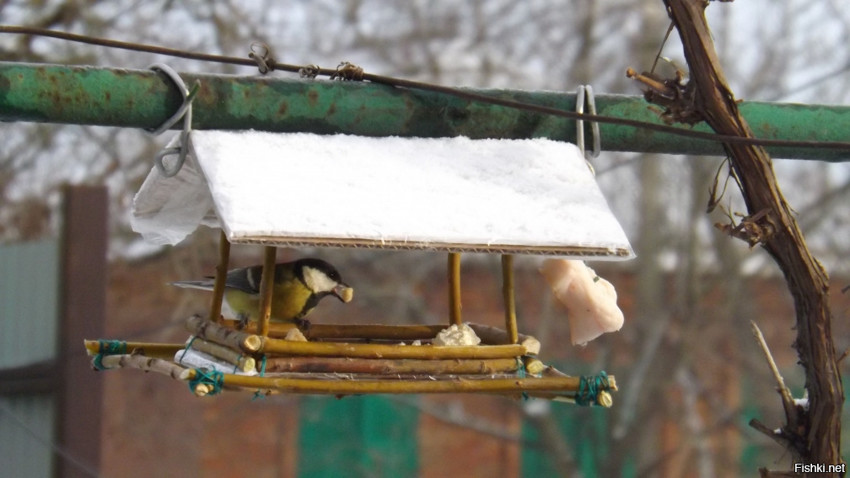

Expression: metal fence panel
xmin=0 ymin=239 xmax=60 ymax=368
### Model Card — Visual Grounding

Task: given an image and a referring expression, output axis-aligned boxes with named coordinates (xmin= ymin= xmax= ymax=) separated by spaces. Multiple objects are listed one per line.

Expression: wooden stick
xmin=252 ymin=372 xmax=526 ymax=381
xmin=208 ymin=230 xmax=231 ymax=324
xmin=264 ymin=356 xmax=519 ymax=375
xmin=543 ymin=365 xmax=618 ymax=392
xmin=188 ymin=337 xmax=256 ymax=373
xmin=448 ymin=252 xmax=462 ymax=325
xmin=501 ymin=254 xmax=519 ymax=344
xmin=186 ymin=314 xmax=263 ymax=353
xmin=83 ymin=340 xmax=182 ymax=360
xmin=304 ymin=324 xmax=442 ymax=340
xmin=259 ymin=337 xmax=526 ymax=359
xmin=467 ymin=323 xmax=541 ymax=355
xmin=221 ymin=320 xmax=442 ymax=340
xmin=218 ymin=320 xmax=540 ymax=353
xmin=513 ymin=390 xmax=615 ymax=407
xmin=93 ymin=354 xmax=190 ymax=380
xmin=219 ymin=319 xmax=298 ymax=337
xmin=523 ymin=357 xmax=546 ymax=375
xmin=257 ymin=246 xmax=277 ymax=338
xmin=184 ymin=370 xmax=589 ymax=395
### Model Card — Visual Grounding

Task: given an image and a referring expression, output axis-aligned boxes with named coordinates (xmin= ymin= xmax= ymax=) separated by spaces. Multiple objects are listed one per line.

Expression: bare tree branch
xmin=656 ymin=0 xmax=844 ymax=469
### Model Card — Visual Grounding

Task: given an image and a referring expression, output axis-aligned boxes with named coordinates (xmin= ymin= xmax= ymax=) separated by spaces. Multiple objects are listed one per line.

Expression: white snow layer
xmin=133 ymin=131 xmax=633 ymax=258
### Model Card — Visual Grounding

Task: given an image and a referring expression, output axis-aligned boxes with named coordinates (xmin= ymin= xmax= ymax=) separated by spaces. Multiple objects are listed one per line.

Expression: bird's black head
xmin=295 ymin=258 xmax=354 ymax=303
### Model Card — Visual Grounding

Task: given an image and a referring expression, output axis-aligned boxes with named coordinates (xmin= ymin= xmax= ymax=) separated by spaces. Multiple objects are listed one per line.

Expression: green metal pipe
xmin=0 ymin=61 xmax=847 ymax=161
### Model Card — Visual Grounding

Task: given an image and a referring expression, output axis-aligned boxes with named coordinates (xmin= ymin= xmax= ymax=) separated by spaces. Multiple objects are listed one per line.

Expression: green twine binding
xmin=515 ymin=358 xmax=526 ymax=378
xmin=93 ymin=340 xmax=128 ymax=371
xmin=188 ymin=369 xmax=224 ymax=396
xmin=179 ymin=335 xmax=198 ymax=363
xmin=515 ymin=358 xmax=530 ymax=401
xmin=575 ymin=371 xmax=610 ymax=406
xmin=99 ymin=340 xmax=128 ymax=354
xmin=252 ymin=355 xmax=268 ymax=401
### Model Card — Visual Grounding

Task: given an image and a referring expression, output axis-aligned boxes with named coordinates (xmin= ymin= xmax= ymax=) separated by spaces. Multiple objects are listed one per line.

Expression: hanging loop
xmin=575 ymin=85 xmax=601 ymax=173
xmin=248 ymin=42 xmax=275 ymax=74
xmin=584 ymin=85 xmax=601 ymax=159
xmin=576 ymin=86 xmax=586 ymax=157
xmin=149 ymin=63 xmax=199 ymax=177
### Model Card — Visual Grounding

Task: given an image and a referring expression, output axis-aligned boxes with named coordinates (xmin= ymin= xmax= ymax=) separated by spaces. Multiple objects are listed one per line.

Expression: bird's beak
xmin=333 ymin=284 xmax=354 ymax=303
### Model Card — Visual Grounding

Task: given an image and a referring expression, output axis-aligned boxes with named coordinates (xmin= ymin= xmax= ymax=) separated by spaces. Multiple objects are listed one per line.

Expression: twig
xmin=83 ymin=340 xmax=181 ymax=360
xmin=750 ymin=321 xmax=798 ymax=429
xmin=187 ymin=337 xmax=255 ymax=373
xmin=93 ymin=354 xmax=190 ymax=380
xmin=757 ymin=467 xmax=802 ymax=478
xmin=749 ymin=418 xmax=792 ymax=451
xmin=182 ymin=371 xmax=606 ymax=397
xmin=258 ymin=337 xmax=528 ymax=360
xmin=263 ymin=356 xmax=519 ymax=375
xmin=186 ymin=314 xmax=263 ymax=353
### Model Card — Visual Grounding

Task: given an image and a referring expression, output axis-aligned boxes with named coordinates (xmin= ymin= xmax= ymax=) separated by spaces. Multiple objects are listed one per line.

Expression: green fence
xmin=299 ymin=396 xmax=419 ymax=477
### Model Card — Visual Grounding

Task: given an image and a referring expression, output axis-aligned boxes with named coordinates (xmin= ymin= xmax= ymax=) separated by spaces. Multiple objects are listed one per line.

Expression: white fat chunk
xmin=540 ymin=259 xmax=624 ymax=345
xmin=433 ymin=323 xmax=481 ymax=346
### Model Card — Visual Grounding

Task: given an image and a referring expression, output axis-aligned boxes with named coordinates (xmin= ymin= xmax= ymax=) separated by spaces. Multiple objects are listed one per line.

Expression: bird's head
xmin=297 ymin=258 xmax=354 ymax=303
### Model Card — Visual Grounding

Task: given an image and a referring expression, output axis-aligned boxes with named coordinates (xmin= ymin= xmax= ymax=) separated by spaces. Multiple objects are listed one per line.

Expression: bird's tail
xmin=170 ymin=280 xmax=215 ymax=291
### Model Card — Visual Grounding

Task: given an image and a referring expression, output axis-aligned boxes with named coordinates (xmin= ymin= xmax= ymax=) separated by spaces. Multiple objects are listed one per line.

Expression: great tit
xmin=172 ymin=258 xmax=353 ymax=325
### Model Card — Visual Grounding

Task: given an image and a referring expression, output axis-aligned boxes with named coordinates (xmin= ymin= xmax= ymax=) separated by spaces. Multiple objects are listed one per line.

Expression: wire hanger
xmin=149 ymin=63 xmax=200 ymax=177
xmin=576 ymin=85 xmax=601 ymax=173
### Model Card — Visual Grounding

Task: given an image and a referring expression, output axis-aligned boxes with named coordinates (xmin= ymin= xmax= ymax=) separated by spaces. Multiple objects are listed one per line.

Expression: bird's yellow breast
xmin=223 ymin=280 xmax=315 ymax=323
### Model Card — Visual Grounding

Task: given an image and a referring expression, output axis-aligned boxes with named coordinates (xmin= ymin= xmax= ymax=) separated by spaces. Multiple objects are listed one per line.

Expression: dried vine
xmin=633 ymin=0 xmax=844 ymax=473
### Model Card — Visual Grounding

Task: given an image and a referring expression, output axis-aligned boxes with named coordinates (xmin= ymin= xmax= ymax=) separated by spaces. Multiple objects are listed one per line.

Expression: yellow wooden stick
xmin=501 ymin=254 xmax=519 ymax=344
xmin=208 ymin=231 xmax=231 ymax=324
xmin=448 ymin=252 xmax=462 ymax=325
xmin=259 ymin=337 xmax=526 ymax=359
xmin=83 ymin=340 xmax=182 ymax=360
xmin=257 ymin=246 xmax=277 ymax=338
xmin=264 ymin=356 xmax=519 ymax=375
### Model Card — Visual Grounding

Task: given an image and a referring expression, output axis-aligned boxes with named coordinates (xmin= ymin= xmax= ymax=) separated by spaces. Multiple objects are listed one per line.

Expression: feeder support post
xmin=208 ymin=231 xmax=231 ymax=324
xmin=448 ymin=253 xmax=462 ymax=326
xmin=258 ymin=247 xmax=277 ymax=338
xmin=501 ymin=255 xmax=519 ymax=344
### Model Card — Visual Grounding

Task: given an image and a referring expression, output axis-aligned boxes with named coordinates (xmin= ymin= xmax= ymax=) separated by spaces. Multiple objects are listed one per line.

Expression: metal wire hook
xmin=575 ymin=85 xmax=601 ymax=173
xmin=584 ymin=85 xmax=601 ymax=159
xmin=149 ymin=63 xmax=199 ymax=177
xmin=248 ymin=42 xmax=275 ymax=74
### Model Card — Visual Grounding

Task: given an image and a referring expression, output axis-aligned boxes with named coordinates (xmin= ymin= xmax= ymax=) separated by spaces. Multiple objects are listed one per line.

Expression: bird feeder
xmin=86 ymin=130 xmax=633 ymax=406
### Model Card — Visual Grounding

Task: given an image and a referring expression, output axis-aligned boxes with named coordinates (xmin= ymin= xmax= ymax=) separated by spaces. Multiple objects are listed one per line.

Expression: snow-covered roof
xmin=132 ymin=131 xmax=633 ymax=258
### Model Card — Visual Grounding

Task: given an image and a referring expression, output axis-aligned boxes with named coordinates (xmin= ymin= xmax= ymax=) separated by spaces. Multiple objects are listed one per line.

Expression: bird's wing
xmin=224 ymin=262 xmax=299 ymax=294
xmin=173 ymin=261 xmax=301 ymax=295
xmin=224 ymin=265 xmax=264 ymax=294
xmin=170 ymin=280 xmax=214 ymax=291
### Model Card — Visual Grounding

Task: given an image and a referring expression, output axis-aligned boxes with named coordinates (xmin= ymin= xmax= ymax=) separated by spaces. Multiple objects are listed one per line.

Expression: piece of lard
xmin=434 ymin=323 xmax=481 ymax=346
xmin=540 ymin=259 xmax=624 ymax=345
